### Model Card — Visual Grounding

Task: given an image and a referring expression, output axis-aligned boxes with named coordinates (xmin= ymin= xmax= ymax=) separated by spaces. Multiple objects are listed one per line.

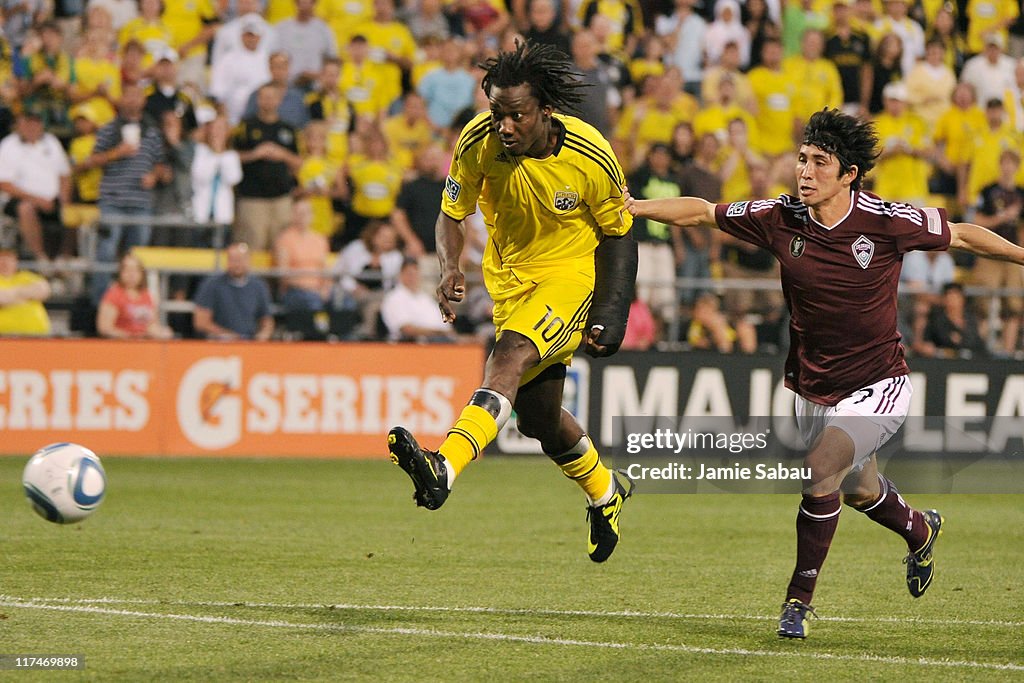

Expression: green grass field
xmin=1 ymin=455 xmax=1021 ymax=681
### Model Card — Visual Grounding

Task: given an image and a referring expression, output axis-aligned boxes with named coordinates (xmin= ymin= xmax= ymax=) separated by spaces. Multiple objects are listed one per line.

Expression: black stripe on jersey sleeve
xmin=455 ymin=120 xmax=492 ymax=159
xmin=565 ymin=131 xmax=623 ymax=185
xmin=563 ymin=141 xmax=622 ymax=188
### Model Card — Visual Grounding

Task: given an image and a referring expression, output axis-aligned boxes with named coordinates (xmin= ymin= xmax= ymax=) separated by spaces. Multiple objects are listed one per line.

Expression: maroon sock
xmin=852 ymin=475 xmax=929 ymax=551
xmin=786 ymin=492 xmax=841 ymax=605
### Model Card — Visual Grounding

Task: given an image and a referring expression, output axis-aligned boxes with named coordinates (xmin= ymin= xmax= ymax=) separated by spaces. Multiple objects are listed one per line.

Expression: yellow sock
xmin=554 ymin=439 xmax=613 ymax=504
xmin=439 ymin=405 xmax=498 ymax=477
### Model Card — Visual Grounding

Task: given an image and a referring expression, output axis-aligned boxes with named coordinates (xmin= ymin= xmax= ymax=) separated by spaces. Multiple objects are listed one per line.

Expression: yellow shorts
xmin=493 ymin=277 xmax=593 ymax=386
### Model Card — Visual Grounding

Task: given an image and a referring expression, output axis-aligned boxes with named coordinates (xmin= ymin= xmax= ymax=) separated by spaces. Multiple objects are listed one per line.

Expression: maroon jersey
xmin=715 ymin=191 xmax=951 ymax=405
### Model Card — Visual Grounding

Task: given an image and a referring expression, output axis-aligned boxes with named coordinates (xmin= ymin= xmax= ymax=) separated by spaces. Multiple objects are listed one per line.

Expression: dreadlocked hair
xmin=479 ymin=40 xmax=588 ymax=114
xmin=802 ymin=108 xmax=879 ymax=190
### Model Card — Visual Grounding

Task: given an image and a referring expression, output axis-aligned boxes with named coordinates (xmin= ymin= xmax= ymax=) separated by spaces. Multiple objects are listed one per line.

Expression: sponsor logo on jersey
xmin=445 ymin=175 xmax=461 ymax=202
xmin=790 ymin=235 xmax=805 ymax=258
xmin=726 ymin=201 xmax=749 ymax=217
xmin=852 ymin=235 xmax=875 ymax=269
xmin=554 ymin=190 xmax=579 ymax=211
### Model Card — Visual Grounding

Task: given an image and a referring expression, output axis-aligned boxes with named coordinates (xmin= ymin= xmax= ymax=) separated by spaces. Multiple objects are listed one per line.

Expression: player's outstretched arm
xmin=435 ymin=212 xmax=466 ymax=323
xmin=949 ymin=222 xmax=1024 ymax=265
xmin=622 ymin=188 xmax=718 ymax=229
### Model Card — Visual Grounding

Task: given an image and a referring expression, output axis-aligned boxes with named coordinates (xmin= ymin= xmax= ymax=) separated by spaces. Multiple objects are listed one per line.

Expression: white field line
xmin=0 ymin=600 xmax=1021 ymax=673
xmin=2 ymin=595 xmax=1022 ymax=629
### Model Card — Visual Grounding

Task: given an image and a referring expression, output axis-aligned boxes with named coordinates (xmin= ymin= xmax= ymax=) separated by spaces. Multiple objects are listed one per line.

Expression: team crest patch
xmin=554 ymin=190 xmax=579 ymax=211
xmin=851 ymin=235 xmax=875 ymax=269
xmin=790 ymin=235 xmax=805 ymax=258
xmin=445 ymin=175 xmax=461 ymax=202
xmin=726 ymin=201 xmax=749 ymax=217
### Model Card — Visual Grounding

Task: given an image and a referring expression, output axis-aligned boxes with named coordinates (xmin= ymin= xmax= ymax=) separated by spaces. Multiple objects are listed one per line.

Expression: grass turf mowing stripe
xmin=6 ymin=595 xmax=1023 ymax=629
xmin=2 ymin=599 xmax=1022 ymax=673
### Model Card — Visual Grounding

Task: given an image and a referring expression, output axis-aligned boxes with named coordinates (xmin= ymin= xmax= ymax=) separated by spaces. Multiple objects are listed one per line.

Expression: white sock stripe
xmin=799 ymin=505 xmax=841 ymax=520
xmin=859 ymin=475 xmax=888 ymax=512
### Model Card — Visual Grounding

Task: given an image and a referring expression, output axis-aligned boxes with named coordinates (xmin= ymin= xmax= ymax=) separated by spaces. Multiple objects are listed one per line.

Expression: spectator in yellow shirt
xmin=747 ymin=37 xmax=799 ymax=159
xmin=872 ymin=81 xmax=930 ymax=204
xmin=930 ymin=82 xmax=986 ymax=208
xmin=339 ymin=126 xmax=402 ymax=246
xmin=0 ymin=246 xmax=51 ymax=337
xmin=965 ymin=0 xmax=1019 ymax=55
xmin=784 ymin=29 xmax=843 ymax=121
xmin=340 ymin=34 xmax=398 ymax=118
xmin=905 ymin=37 xmax=956 ymax=130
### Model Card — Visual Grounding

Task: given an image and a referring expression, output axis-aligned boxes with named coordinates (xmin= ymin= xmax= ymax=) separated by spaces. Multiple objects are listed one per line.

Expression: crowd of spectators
xmin=0 ymin=0 xmax=1020 ymax=355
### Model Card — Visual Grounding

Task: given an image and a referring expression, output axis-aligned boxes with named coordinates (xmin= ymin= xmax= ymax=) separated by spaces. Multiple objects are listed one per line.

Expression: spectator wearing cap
xmin=873 ymin=80 xmax=930 ymax=205
xmin=208 ymin=18 xmax=272 ymax=124
xmin=211 ymin=0 xmax=276 ymax=70
xmin=144 ymin=46 xmax=197 ymax=134
xmin=961 ymin=33 xmax=1019 ymax=110
xmin=0 ymin=108 xmax=73 ymax=264
xmin=272 ymin=0 xmax=337 ymax=88
xmin=116 ymin=0 xmax=173 ymax=68
xmin=0 ymin=244 xmax=51 ymax=336
xmin=231 ymin=83 xmax=301 ymax=250
xmin=82 ymin=82 xmax=168 ymax=301
xmin=69 ymin=103 xmax=103 ymax=207
xmin=241 ymin=51 xmax=309 ymax=129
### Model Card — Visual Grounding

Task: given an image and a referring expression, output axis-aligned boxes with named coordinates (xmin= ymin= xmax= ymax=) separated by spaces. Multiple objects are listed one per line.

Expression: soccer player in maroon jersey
xmin=623 ymin=108 xmax=1024 ymax=639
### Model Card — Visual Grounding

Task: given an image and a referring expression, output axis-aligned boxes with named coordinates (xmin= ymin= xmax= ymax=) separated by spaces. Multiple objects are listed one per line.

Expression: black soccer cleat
xmin=905 ymin=509 xmax=943 ymax=598
xmin=388 ymin=427 xmax=450 ymax=510
xmin=777 ymin=598 xmax=815 ymax=639
xmin=586 ymin=470 xmax=635 ymax=563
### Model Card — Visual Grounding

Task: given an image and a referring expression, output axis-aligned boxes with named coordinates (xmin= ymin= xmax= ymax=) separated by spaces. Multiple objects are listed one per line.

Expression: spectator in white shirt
xmin=0 ymin=109 xmax=72 ymax=263
xmin=960 ymin=33 xmax=1019 ymax=112
xmin=209 ymin=20 xmax=272 ymax=124
xmin=191 ymin=113 xmax=243 ymax=224
xmin=380 ymin=257 xmax=456 ymax=342
xmin=211 ymin=0 xmax=276 ymax=70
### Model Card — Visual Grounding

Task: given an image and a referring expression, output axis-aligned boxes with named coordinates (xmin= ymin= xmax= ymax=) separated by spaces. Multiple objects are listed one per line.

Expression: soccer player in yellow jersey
xmin=388 ymin=42 xmax=638 ymax=563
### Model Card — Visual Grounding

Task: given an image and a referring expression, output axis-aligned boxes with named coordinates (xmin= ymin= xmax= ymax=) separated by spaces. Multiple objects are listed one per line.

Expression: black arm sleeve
xmin=586 ymin=232 xmax=638 ymax=356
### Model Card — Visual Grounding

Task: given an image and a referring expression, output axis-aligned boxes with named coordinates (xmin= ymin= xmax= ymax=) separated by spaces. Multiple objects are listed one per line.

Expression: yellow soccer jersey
xmin=442 ymin=112 xmax=632 ymax=299
xmin=73 ymin=57 xmax=120 ymax=126
xmin=348 ymin=156 xmax=402 ymax=218
xmin=298 ymin=155 xmax=339 ymax=236
xmin=784 ymin=56 xmax=843 ymax=119
xmin=162 ymin=0 xmax=217 ymax=57
xmin=872 ymin=111 xmax=930 ymax=202
xmin=118 ymin=18 xmax=173 ymax=62
xmin=932 ymin=105 xmax=986 ymax=166
xmin=966 ymin=0 xmax=1018 ymax=54
xmin=383 ymin=113 xmax=433 ymax=172
xmin=748 ymin=65 xmax=798 ymax=156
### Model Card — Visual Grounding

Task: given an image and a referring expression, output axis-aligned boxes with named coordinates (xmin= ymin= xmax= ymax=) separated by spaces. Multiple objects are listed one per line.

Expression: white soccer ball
xmin=22 ymin=443 xmax=106 ymax=524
